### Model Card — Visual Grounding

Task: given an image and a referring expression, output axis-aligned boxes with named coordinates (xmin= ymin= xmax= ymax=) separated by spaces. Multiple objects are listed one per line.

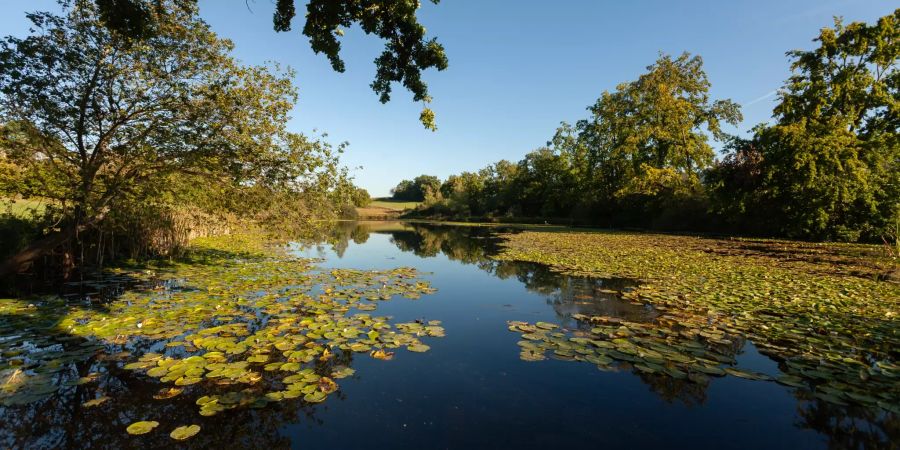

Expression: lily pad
xmin=170 ymin=425 xmax=201 ymax=441
xmin=126 ymin=421 xmax=159 ymax=435
xmin=407 ymin=343 xmax=430 ymax=353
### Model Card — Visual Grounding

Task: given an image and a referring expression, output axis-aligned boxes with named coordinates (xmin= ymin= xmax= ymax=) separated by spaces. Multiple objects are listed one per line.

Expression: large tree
xmin=90 ymin=0 xmax=449 ymax=130
xmin=0 ymin=1 xmax=310 ymax=274
xmin=415 ymin=54 xmax=743 ymax=223
xmin=553 ymin=52 xmax=742 ymax=216
xmin=712 ymin=10 xmax=899 ymax=240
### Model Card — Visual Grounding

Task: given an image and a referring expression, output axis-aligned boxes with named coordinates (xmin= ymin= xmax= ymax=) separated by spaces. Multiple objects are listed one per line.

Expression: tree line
xmin=393 ymin=10 xmax=899 ymax=242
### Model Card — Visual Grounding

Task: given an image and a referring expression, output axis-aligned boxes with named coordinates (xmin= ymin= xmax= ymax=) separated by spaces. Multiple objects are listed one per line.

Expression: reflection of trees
xmin=634 ymin=371 xmax=709 ymax=406
xmin=390 ymin=225 xmax=495 ymax=265
xmin=336 ymin=221 xmax=898 ymax=448
xmin=793 ymin=393 xmax=899 ymax=450
xmin=342 ymin=223 xmax=654 ymax=325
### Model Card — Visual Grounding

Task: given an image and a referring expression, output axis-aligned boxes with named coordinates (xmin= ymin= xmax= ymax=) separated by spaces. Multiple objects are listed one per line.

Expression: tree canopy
xmin=711 ymin=10 xmax=899 ymax=240
xmin=403 ymin=10 xmax=899 ymax=243
xmin=0 ymin=0 xmax=359 ymax=274
xmin=412 ymin=52 xmax=743 ymax=226
xmin=391 ymin=174 xmax=440 ymax=201
xmin=89 ymin=0 xmax=448 ymax=130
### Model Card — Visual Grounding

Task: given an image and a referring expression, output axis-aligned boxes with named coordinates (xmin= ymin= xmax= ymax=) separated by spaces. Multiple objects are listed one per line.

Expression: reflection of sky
xmin=282 ymin=227 xmax=826 ymax=449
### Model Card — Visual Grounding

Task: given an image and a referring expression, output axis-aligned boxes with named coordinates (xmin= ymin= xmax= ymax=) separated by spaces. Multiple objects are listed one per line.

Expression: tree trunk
xmin=0 ymin=225 xmax=78 ymax=279
xmin=0 ymin=205 xmax=110 ymax=279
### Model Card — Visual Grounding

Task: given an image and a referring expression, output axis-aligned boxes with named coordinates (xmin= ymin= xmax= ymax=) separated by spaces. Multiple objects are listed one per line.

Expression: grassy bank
xmin=0 ymin=197 xmax=49 ymax=218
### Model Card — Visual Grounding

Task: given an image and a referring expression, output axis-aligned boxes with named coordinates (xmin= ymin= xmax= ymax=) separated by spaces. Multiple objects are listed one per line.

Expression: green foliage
xmin=415 ymin=53 xmax=739 ymax=229
xmin=711 ymin=10 xmax=899 ymax=241
xmin=580 ymin=52 xmax=741 ymax=183
xmin=0 ymin=214 xmax=42 ymax=261
xmin=408 ymin=12 xmax=897 ymax=242
xmin=351 ymin=187 xmax=372 ymax=208
xmin=90 ymin=0 xmax=448 ymax=129
xmin=1 ymin=2 xmax=290 ymax=219
xmin=391 ymin=174 xmax=441 ymax=201
xmin=0 ymin=1 xmax=362 ymax=272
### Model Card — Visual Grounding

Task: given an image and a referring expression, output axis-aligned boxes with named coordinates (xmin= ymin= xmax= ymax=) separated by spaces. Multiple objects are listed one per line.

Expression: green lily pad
xmin=303 ymin=390 xmax=327 ymax=403
xmin=407 ymin=343 xmax=430 ymax=353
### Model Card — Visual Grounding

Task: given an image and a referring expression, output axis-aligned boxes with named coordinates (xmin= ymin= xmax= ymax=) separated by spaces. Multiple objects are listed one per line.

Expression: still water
xmin=1 ymin=221 xmax=895 ymax=449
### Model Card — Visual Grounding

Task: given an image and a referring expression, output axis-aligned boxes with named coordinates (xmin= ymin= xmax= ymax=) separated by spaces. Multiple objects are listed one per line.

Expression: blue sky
xmin=2 ymin=1 xmax=894 ymax=196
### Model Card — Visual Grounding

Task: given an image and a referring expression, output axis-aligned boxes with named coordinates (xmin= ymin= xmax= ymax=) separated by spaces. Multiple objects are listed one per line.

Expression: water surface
xmin=1 ymin=221 xmax=894 ymax=449
xmin=286 ymin=222 xmax=894 ymax=449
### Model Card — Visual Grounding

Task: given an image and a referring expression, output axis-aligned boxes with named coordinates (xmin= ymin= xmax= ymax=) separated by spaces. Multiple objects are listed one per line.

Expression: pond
xmin=0 ymin=221 xmax=896 ymax=449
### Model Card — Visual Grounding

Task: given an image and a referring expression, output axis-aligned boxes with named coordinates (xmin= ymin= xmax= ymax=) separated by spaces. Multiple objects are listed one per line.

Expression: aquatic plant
xmin=497 ymin=231 xmax=900 ymax=413
xmin=0 ymin=234 xmax=443 ymax=438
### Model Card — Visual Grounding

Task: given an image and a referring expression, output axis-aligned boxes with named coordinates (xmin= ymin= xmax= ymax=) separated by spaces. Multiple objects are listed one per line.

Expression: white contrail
xmin=743 ymin=90 xmax=778 ymax=107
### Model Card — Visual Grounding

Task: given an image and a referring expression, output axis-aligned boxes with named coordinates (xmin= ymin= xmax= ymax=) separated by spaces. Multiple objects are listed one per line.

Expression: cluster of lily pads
xmin=496 ymin=231 xmax=900 ymax=413
xmin=508 ymin=316 xmax=760 ymax=384
xmin=0 ymin=234 xmax=443 ymax=439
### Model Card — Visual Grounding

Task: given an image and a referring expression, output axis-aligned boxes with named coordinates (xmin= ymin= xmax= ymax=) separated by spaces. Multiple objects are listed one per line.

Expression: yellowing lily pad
xmin=126 ymin=421 xmax=159 ymax=435
xmin=170 ymin=425 xmax=201 ymax=440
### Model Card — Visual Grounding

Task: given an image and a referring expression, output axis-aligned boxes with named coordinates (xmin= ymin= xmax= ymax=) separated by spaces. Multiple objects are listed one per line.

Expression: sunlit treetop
xmin=88 ymin=0 xmax=448 ymax=130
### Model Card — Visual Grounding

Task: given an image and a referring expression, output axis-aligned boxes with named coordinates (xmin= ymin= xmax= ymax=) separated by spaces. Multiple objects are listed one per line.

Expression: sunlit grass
xmin=369 ymin=198 xmax=421 ymax=211
xmin=0 ymin=197 xmax=49 ymax=218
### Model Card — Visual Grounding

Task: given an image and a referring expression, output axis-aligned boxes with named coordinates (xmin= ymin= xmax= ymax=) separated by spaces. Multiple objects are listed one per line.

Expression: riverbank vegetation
xmin=0 ymin=0 xmax=446 ymax=289
xmin=397 ymin=10 xmax=899 ymax=244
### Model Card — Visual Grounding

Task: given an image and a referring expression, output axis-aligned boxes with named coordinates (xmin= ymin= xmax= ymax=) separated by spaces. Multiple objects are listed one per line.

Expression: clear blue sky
xmin=2 ymin=1 xmax=894 ymax=196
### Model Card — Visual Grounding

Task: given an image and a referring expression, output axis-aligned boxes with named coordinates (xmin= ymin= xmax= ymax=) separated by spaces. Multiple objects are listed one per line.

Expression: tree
xmin=351 ymin=186 xmax=372 ymax=207
xmin=391 ymin=174 xmax=440 ymax=201
xmin=0 ymin=1 xmax=310 ymax=275
xmin=513 ymin=148 xmax=579 ymax=218
xmin=412 ymin=175 xmax=441 ymax=200
xmin=569 ymin=52 xmax=742 ymax=203
xmin=390 ymin=179 xmax=416 ymax=200
xmin=439 ymin=171 xmax=486 ymax=216
xmin=714 ymin=10 xmax=899 ymax=240
xmin=90 ymin=0 xmax=448 ymax=130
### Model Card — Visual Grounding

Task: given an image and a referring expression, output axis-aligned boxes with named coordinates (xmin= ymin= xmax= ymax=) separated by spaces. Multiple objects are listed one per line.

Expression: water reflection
xmin=2 ymin=221 xmax=896 ymax=449
xmin=319 ymin=221 xmax=898 ymax=449
xmin=332 ymin=222 xmax=656 ymax=326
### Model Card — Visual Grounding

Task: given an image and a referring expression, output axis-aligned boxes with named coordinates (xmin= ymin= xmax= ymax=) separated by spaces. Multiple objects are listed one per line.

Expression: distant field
xmin=355 ymin=198 xmax=421 ymax=219
xmin=1 ymin=196 xmax=48 ymax=217
xmin=369 ymin=198 xmax=421 ymax=211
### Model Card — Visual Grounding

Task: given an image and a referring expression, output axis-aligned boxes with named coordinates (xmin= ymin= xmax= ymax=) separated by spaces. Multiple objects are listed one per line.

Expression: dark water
xmin=2 ymin=221 xmax=896 ymax=449
xmin=284 ymin=222 xmax=895 ymax=450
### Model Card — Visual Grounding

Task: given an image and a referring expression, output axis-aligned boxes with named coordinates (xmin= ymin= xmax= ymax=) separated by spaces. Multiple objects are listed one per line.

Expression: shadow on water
xmin=0 ymin=244 xmax=343 ymax=449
